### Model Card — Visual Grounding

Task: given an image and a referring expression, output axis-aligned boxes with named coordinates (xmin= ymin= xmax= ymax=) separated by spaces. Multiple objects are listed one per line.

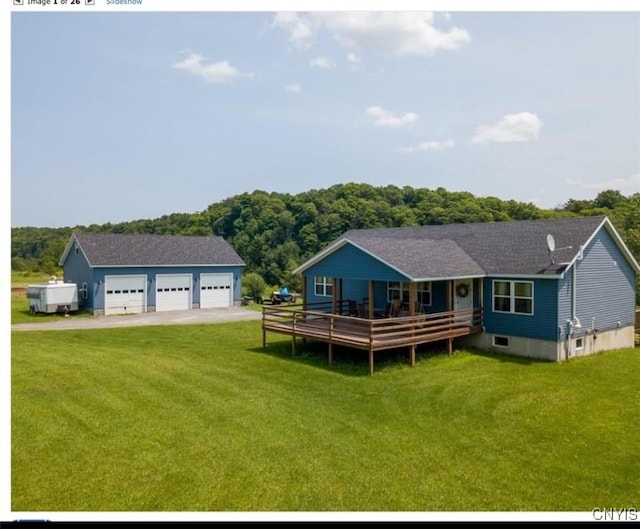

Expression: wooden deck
xmin=262 ymin=303 xmax=483 ymax=374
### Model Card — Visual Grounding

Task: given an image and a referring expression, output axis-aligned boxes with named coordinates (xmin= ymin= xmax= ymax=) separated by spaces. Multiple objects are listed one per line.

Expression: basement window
xmin=576 ymin=337 xmax=584 ymax=350
xmin=493 ymin=335 xmax=509 ymax=348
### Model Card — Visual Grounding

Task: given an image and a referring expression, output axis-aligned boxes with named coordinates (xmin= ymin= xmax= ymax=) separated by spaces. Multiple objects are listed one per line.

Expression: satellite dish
xmin=546 ymin=234 xmax=555 ymax=252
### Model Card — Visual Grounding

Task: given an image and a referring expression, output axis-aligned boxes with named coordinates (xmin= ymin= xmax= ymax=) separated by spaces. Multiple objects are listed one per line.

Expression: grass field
xmin=11 ymin=320 xmax=640 ymax=513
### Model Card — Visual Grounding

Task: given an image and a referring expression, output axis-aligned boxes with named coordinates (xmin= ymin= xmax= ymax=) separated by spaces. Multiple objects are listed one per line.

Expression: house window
xmin=493 ymin=335 xmax=509 ymax=347
xmin=387 ymin=281 xmax=431 ymax=307
xmin=493 ymin=280 xmax=533 ymax=315
xmin=80 ymin=282 xmax=88 ymax=300
xmin=314 ymin=276 xmax=333 ymax=297
xmin=576 ymin=337 xmax=584 ymax=350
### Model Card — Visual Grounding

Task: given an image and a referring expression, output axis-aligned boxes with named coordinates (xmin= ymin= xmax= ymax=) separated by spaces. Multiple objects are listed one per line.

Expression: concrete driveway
xmin=11 ymin=306 xmax=263 ymax=332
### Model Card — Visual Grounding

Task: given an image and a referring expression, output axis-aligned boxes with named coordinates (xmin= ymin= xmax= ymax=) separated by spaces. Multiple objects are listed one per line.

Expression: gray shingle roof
xmin=70 ymin=232 xmax=245 ymax=267
xmin=339 ymin=216 xmax=608 ymax=279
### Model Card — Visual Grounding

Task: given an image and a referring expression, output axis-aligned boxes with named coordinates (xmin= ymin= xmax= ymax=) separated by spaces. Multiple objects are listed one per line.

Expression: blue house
xmin=59 ymin=232 xmax=245 ymax=315
xmin=265 ymin=216 xmax=638 ymax=371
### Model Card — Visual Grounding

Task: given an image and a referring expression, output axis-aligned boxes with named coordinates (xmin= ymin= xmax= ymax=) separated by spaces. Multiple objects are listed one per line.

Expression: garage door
xmin=156 ymin=274 xmax=192 ymax=312
xmin=200 ymin=273 xmax=232 ymax=308
xmin=105 ymin=275 xmax=146 ymax=315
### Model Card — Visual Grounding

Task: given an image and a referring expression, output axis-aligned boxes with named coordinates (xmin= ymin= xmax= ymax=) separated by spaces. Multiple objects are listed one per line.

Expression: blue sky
xmin=9 ymin=8 xmax=640 ymax=228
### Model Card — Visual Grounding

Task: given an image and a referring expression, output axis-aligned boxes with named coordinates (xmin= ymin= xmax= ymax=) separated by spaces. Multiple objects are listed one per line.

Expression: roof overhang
xmin=58 ymin=234 xmax=88 ymax=267
xmin=292 ymin=237 xmax=413 ymax=280
xmin=559 ymin=217 xmax=640 ymax=278
xmin=292 ymin=237 xmax=350 ymax=274
xmin=89 ymin=264 xmax=246 ymax=268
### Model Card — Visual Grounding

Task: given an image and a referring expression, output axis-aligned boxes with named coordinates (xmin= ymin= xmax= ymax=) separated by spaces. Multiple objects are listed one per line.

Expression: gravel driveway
xmin=11 ymin=306 xmax=263 ymax=332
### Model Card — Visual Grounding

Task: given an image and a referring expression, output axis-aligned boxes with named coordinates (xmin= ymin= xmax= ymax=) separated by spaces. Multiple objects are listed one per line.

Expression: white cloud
xmin=272 ymin=11 xmax=471 ymax=56
xmin=284 ymin=83 xmax=301 ymax=93
xmin=470 ymin=112 xmax=542 ymax=144
xmin=346 ymin=52 xmax=361 ymax=64
xmin=309 ymin=55 xmax=335 ymax=69
xmin=172 ymin=52 xmax=250 ymax=83
xmin=398 ymin=138 xmax=455 ymax=153
xmin=566 ymin=173 xmax=640 ymax=192
xmin=397 ymin=146 xmax=415 ymax=153
xmin=366 ymin=106 xmax=419 ymax=128
xmin=271 ymin=12 xmax=315 ymax=46
xmin=418 ymin=139 xmax=455 ymax=151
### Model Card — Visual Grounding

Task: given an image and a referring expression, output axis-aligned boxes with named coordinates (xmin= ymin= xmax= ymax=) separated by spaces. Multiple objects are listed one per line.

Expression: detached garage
xmin=59 ymin=232 xmax=246 ymax=315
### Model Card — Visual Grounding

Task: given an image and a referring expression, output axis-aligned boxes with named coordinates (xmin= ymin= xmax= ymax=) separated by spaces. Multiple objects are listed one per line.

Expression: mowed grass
xmin=11 ymin=321 xmax=640 ymax=512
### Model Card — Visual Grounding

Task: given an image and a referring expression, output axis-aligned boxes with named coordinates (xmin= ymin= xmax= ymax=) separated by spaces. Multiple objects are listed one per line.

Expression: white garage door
xmin=200 ymin=273 xmax=232 ymax=308
xmin=156 ymin=274 xmax=192 ymax=312
xmin=105 ymin=275 xmax=146 ymax=315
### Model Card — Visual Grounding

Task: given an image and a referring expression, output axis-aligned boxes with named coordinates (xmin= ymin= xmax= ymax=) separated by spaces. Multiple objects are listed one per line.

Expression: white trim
xmin=492 ymin=279 xmax=534 ymax=316
xmin=314 ymin=276 xmax=334 ymax=297
xmin=560 ymin=217 xmax=640 ymax=278
xmin=200 ymin=272 xmax=233 ymax=308
xmin=58 ymin=234 xmax=91 ymax=267
xmin=104 ymin=274 xmax=147 ymax=315
xmin=492 ymin=335 xmax=510 ymax=348
xmin=293 ymin=238 xmax=350 ymax=274
xmin=155 ymin=273 xmax=193 ymax=312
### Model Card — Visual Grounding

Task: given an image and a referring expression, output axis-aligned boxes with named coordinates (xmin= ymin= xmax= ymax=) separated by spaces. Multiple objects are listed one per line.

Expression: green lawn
xmin=11 ymin=321 xmax=640 ymax=512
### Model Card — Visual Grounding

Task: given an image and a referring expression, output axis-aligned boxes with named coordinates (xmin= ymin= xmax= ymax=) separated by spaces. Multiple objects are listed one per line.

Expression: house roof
xmin=59 ymin=232 xmax=246 ymax=267
xmin=295 ymin=215 xmax=640 ymax=280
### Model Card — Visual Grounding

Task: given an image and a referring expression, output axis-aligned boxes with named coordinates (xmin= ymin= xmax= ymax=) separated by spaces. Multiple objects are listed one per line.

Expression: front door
xmin=453 ymin=279 xmax=473 ymax=324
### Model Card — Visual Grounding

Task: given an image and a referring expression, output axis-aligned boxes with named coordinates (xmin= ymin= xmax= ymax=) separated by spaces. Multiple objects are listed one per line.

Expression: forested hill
xmin=11 ymin=184 xmax=640 ymax=290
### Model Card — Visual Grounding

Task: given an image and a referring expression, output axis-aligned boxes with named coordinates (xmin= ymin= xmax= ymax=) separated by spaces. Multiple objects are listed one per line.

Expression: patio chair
xmin=387 ymin=299 xmax=401 ymax=318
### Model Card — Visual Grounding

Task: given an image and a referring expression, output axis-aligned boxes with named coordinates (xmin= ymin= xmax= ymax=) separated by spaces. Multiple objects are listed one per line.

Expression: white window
xmin=493 ymin=335 xmax=509 ymax=348
xmin=576 ymin=337 xmax=584 ymax=350
xmin=493 ymin=280 xmax=533 ymax=315
xmin=314 ymin=276 xmax=333 ymax=297
xmin=387 ymin=281 xmax=431 ymax=306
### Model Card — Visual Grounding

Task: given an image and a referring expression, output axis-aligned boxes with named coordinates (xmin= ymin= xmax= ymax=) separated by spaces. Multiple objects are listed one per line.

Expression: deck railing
xmin=262 ymin=302 xmax=483 ymax=352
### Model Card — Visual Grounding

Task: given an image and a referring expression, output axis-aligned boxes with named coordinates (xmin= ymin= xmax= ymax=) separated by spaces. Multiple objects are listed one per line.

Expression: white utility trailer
xmin=26 ymin=280 xmax=79 ymax=314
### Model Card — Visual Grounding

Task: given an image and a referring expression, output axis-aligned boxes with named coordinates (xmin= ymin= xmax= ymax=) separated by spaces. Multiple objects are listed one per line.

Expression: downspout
xmin=566 ymin=256 xmax=582 ymax=359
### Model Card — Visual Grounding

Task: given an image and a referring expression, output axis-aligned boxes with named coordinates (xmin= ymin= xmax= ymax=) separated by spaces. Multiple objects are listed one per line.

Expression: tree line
xmin=11 ymin=184 xmax=640 ymax=299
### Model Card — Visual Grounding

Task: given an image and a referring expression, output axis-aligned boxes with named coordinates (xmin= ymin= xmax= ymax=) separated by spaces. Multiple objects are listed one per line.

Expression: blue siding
xmin=483 ymin=277 xmax=559 ymax=341
xmin=304 ymin=244 xmax=409 ymax=305
xmin=307 ymin=244 xmax=409 ymax=281
xmin=64 ymin=259 xmax=243 ymax=311
xmin=573 ymin=228 xmax=636 ymax=331
xmin=61 ymin=242 xmax=94 ymax=308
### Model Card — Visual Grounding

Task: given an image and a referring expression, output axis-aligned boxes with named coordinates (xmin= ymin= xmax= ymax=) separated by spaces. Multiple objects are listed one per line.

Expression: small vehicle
xmin=270 ymin=287 xmax=297 ymax=304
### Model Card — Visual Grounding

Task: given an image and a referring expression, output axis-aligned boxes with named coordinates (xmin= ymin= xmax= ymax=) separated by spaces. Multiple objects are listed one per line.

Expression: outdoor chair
xmin=387 ymin=299 xmax=402 ymax=318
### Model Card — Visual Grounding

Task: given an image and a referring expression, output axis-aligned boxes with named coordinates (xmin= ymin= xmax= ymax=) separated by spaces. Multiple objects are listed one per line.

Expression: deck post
xmin=369 ymin=347 xmax=374 ymax=376
xmin=410 ymin=344 xmax=416 ymax=367
xmin=262 ymin=328 xmax=266 ymax=348
xmin=328 ymin=342 xmax=333 ymax=366
xmin=448 ymin=337 xmax=453 ymax=356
